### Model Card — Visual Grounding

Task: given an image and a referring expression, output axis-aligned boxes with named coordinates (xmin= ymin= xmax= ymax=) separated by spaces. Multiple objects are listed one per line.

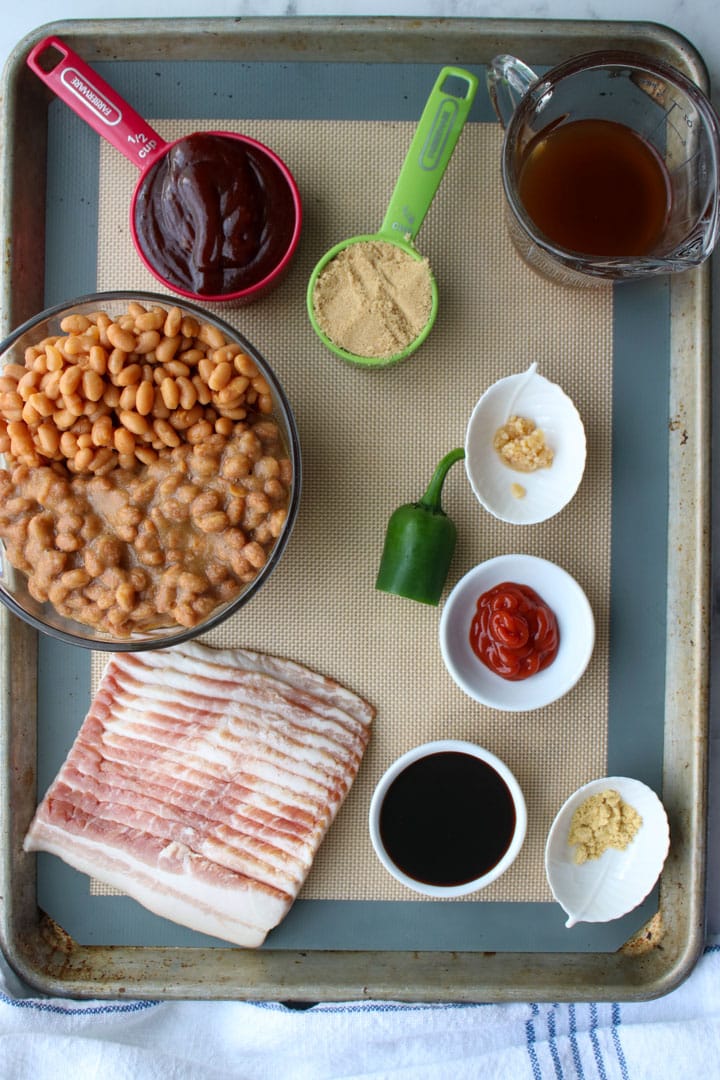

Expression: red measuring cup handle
xmin=26 ymin=36 xmax=169 ymax=171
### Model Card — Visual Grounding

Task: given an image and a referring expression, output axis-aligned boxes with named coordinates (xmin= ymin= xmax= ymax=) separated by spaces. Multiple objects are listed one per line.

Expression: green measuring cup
xmin=306 ymin=66 xmax=479 ymax=367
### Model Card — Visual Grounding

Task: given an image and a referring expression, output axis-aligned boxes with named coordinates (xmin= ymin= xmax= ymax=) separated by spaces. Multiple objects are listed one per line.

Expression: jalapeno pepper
xmin=375 ymin=447 xmax=465 ymax=605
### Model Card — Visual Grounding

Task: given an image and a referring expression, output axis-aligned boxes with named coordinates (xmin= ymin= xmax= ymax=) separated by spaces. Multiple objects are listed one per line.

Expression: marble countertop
xmin=1 ymin=2 xmax=719 ymax=950
xmin=2 ymin=2 xmax=719 ymax=96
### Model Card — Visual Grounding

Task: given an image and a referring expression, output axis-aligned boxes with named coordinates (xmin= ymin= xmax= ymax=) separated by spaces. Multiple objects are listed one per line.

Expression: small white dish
xmin=465 ymin=364 xmax=586 ymax=525
xmin=368 ymin=739 xmax=527 ymax=897
xmin=439 ymin=554 xmax=595 ymax=711
xmin=545 ymin=776 xmax=670 ymax=928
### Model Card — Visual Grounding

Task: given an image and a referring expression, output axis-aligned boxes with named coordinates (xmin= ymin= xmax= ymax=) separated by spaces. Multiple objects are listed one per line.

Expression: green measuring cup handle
xmin=379 ymin=66 xmax=479 ymax=243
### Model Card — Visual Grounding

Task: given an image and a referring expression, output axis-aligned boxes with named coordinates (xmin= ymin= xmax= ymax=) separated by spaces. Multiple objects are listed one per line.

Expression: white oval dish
xmin=368 ymin=739 xmax=527 ymax=897
xmin=439 ymin=554 xmax=595 ymax=711
xmin=545 ymin=776 xmax=670 ymax=928
xmin=465 ymin=364 xmax=586 ymax=525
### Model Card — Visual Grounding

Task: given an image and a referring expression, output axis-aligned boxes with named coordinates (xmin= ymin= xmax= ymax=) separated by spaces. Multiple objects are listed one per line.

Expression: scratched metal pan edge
xmin=0 ymin=15 xmax=709 ymax=1001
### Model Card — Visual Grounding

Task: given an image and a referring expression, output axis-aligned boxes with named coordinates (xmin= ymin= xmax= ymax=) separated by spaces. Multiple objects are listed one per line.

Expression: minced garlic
xmin=568 ymin=789 xmax=642 ymax=865
xmin=493 ymin=415 xmax=554 ymax=473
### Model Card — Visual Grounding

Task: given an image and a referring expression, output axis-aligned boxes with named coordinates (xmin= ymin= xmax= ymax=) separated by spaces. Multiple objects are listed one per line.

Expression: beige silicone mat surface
xmin=91 ymin=118 xmax=613 ymax=903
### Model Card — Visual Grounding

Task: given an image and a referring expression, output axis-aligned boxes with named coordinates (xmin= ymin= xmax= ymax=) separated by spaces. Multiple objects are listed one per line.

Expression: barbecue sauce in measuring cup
xmin=133 ymin=132 xmax=298 ymax=298
xmin=27 ymin=37 xmax=301 ymax=303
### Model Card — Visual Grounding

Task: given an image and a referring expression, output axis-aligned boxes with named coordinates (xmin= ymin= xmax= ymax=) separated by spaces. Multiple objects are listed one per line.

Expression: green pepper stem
xmin=419 ymin=447 xmax=465 ymax=513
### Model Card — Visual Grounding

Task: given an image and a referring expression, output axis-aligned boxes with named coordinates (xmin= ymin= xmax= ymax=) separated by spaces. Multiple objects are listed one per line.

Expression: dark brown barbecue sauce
xmin=378 ymin=751 xmax=517 ymax=887
xmin=133 ymin=133 xmax=297 ymax=297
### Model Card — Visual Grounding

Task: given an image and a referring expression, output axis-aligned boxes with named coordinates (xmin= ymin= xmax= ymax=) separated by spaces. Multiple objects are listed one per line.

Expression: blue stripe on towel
xmin=546 ymin=1005 xmax=564 ymax=1078
xmin=612 ymin=1002 xmax=630 ymax=1080
xmin=569 ymin=1003 xmax=585 ymax=1078
xmin=0 ymin=991 xmax=159 ymax=1016
xmin=526 ymin=1003 xmax=544 ymax=1080
xmin=590 ymin=1003 xmax=609 ymax=1080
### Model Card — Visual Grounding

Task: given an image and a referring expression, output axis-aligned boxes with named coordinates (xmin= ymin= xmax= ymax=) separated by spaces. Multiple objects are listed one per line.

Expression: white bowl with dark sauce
xmin=368 ymin=739 xmax=527 ymax=897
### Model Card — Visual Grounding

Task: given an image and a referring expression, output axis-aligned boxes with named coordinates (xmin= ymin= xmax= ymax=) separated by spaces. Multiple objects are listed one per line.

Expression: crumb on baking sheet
xmin=493 ymin=415 xmax=554 ymax=473
xmin=568 ymin=789 xmax=642 ymax=864
xmin=621 ymin=911 xmax=665 ymax=955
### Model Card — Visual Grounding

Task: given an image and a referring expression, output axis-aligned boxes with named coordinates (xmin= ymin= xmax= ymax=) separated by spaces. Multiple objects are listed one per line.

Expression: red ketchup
xmin=469 ymin=582 xmax=559 ymax=681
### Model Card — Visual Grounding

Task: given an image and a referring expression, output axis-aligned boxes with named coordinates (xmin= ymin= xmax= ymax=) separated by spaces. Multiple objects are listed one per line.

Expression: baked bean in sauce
xmin=0 ymin=419 xmax=291 ymax=635
xmin=0 ymin=301 xmax=293 ymax=636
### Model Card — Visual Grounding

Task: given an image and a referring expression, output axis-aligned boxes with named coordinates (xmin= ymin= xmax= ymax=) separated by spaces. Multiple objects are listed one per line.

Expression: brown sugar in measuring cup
xmin=26 ymin=37 xmax=302 ymax=304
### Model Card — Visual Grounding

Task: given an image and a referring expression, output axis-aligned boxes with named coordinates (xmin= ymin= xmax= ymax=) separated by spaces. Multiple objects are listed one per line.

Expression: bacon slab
xmin=24 ymin=641 xmax=374 ymax=947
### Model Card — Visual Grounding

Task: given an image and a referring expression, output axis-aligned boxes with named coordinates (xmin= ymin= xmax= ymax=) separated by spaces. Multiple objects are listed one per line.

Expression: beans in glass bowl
xmin=0 ymin=292 xmax=300 ymax=649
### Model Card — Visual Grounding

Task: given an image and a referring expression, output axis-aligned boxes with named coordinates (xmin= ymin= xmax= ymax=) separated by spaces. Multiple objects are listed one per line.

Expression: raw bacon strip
xmin=24 ymin=642 xmax=374 ymax=947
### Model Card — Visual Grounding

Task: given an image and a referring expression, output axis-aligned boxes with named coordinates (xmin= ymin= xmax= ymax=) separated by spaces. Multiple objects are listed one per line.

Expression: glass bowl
xmin=0 ymin=291 xmax=301 ymax=650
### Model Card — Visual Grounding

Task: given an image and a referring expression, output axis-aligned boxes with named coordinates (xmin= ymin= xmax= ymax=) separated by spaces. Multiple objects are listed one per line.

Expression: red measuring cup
xmin=27 ymin=36 xmax=303 ymax=304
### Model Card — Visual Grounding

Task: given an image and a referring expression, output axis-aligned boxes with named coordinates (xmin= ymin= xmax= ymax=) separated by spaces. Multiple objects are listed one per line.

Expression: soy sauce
xmin=517 ymin=118 xmax=672 ymax=257
xmin=378 ymin=751 xmax=517 ymax=886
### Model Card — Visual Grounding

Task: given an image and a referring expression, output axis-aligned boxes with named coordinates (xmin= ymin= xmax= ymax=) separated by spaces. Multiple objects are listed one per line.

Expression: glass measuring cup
xmin=26 ymin=36 xmax=302 ymax=304
xmin=487 ymin=51 xmax=720 ymax=285
xmin=306 ymin=66 xmax=478 ymax=366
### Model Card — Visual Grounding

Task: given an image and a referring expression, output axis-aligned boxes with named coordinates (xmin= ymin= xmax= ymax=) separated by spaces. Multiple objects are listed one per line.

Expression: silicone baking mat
xmin=34 ymin=60 xmax=669 ymax=952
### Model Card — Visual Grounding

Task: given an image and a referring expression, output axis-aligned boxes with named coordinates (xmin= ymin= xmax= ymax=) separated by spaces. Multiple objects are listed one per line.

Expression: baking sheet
xmin=41 ymin=108 xmax=649 ymax=946
xmin=0 ymin=17 xmax=709 ymax=1001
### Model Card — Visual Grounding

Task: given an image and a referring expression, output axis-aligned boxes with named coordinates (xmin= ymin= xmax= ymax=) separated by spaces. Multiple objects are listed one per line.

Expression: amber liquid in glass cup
xmin=517 ymin=118 xmax=672 ymax=257
xmin=487 ymin=52 xmax=720 ymax=285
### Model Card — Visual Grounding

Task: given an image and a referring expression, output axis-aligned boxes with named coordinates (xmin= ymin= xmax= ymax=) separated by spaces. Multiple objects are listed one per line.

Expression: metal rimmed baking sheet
xmin=0 ymin=16 xmax=709 ymax=1001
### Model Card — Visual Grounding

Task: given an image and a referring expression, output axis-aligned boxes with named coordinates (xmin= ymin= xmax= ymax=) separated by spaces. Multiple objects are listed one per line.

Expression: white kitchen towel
xmin=1 ymin=946 xmax=720 ymax=1078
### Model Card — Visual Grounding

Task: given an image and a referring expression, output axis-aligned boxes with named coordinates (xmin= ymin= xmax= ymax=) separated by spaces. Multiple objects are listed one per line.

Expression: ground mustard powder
xmin=568 ymin=789 xmax=642 ymax=865
xmin=312 ymin=241 xmax=433 ymax=359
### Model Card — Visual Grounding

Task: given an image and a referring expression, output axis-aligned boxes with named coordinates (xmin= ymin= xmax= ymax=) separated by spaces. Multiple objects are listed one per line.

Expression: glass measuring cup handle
xmin=486 ymin=55 xmax=540 ymax=128
xmin=26 ymin=35 xmax=169 ymax=171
